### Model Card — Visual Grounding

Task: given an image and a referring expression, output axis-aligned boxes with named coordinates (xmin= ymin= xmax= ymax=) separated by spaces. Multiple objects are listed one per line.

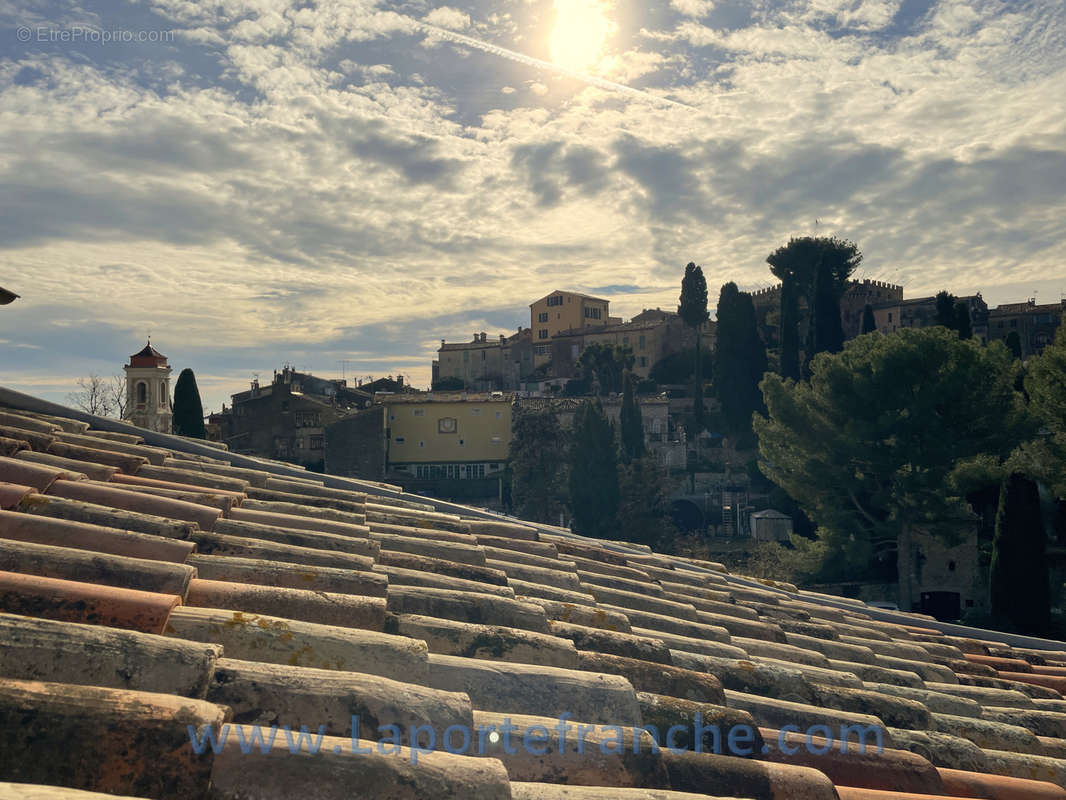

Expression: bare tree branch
xmin=67 ymin=374 xmax=115 ymax=417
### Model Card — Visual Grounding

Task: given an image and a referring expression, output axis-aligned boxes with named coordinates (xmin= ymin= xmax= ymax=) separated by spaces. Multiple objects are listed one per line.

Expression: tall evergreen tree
xmin=509 ymin=405 xmax=567 ymax=523
xmin=767 ymin=236 xmax=861 ymax=378
xmin=172 ymin=368 xmax=206 ymax=438
xmin=935 ymin=291 xmax=957 ymax=328
xmin=1005 ymin=331 xmax=1023 ymax=359
xmin=617 ymin=457 xmax=675 ymax=548
xmin=861 ymin=303 xmax=877 ymax=334
xmin=990 ymin=472 xmax=1050 ymax=634
xmin=808 ymin=240 xmax=860 ymax=360
xmin=569 ymin=400 xmax=620 ymax=539
xmin=756 ymin=327 xmax=1032 ymax=610
xmin=619 ymin=370 xmax=644 ymax=463
xmin=714 ymin=282 xmax=768 ymax=438
xmin=954 ymin=301 xmax=973 ymax=339
xmin=678 ymin=262 xmax=710 ymax=430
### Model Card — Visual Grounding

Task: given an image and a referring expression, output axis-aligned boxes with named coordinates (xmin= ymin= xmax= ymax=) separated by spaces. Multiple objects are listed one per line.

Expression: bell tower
xmin=123 ymin=340 xmax=173 ymax=433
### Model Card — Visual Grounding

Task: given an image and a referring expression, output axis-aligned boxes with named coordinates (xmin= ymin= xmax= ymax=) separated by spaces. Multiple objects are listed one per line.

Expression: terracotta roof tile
xmin=5 ymin=392 xmax=1066 ymax=799
xmin=0 ymin=571 xmax=181 ymax=633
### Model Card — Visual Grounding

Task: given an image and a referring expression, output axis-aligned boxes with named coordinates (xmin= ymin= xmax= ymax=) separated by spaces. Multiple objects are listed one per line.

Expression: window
xmin=470 ymin=408 xmax=481 ymax=416
xmin=463 ymin=351 xmax=469 ymax=362
xmin=458 ymin=439 xmax=464 ymax=446
xmin=491 ymin=435 xmax=502 ymax=444
xmin=887 ymin=313 xmax=893 ymax=323
xmin=547 ymin=295 xmax=563 ymax=307
xmin=495 ymin=410 xmax=503 ymax=419
xmin=310 ymin=435 xmax=323 ymax=450
xmin=639 ymin=335 xmax=646 ymax=350
xmin=1010 ymin=320 xmax=1017 ymax=328
xmin=413 ymin=408 xmax=425 ymax=417
xmin=481 ymin=350 xmax=486 ymax=361
xmin=419 ymin=440 xmax=424 ymax=447
xmin=394 ymin=436 xmax=406 ymax=444
xmin=538 ymin=329 xmax=549 ymax=339
xmin=584 ymin=306 xmax=602 ymax=319
xmin=638 ymin=356 xmax=648 ymax=367
xmin=159 ymin=381 xmax=167 ymax=407
xmin=135 ymin=381 xmax=147 ymax=406
xmin=538 ymin=312 xmax=548 ymax=323
xmin=294 ymin=411 xmax=320 ymax=427
xmin=281 ymin=400 xmax=290 ymax=412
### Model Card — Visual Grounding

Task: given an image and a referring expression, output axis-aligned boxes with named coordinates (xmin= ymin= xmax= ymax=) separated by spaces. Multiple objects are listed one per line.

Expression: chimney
xmin=441 ymin=339 xmax=445 ymax=348
xmin=481 ymin=332 xmax=487 ymax=342
xmin=398 ymin=375 xmax=404 ymax=387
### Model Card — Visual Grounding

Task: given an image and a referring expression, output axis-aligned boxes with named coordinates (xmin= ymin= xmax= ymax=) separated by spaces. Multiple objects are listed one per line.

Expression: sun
xmin=549 ymin=0 xmax=614 ymax=73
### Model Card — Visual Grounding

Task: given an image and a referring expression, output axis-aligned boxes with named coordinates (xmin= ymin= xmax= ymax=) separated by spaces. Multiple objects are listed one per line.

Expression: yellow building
xmin=383 ymin=393 xmax=513 ymax=480
xmin=530 ymin=290 xmax=611 ymax=368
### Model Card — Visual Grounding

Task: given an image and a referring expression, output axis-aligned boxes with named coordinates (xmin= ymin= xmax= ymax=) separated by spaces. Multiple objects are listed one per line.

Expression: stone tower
xmin=123 ymin=340 xmax=173 ymax=433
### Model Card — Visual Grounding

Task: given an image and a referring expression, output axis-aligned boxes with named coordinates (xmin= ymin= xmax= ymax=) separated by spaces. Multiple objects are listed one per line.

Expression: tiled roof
xmin=2 ymin=383 xmax=1066 ymax=798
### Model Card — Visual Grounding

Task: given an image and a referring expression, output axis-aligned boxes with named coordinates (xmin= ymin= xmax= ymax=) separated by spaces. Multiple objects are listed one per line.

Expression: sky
xmin=1 ymin=0 xmax=1065 ymax=414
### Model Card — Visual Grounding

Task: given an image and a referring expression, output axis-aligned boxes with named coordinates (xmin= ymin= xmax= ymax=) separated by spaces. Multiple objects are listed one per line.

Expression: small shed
xmin=750 ymin=509 xmax=793 ymax=542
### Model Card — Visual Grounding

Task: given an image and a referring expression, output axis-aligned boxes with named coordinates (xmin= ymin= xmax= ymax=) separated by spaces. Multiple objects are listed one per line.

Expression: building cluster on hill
xmin=432 ymin=289 xmax=715 ymax=393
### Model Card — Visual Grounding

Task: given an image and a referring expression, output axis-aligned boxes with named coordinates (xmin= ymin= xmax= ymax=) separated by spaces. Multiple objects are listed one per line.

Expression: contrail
xmin=416 ymin=21 xmax=698 ymax=110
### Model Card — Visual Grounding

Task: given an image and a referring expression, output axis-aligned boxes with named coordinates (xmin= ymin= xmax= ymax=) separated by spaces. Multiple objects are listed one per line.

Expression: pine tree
xmin=172 ymin=368 xmax=206 ymax=438
xmin=678 ymin=262 xmax=710 ymax=430
xmin=509 ymin=405 xmax=567 ymax=523
xmin=989 ymin=472 xmax=1050 ymax=634
xmin=861 ymin=303 xmax=877 ymax=334
xmin=569 ymin=400 xmax=620 ymax=539
xmin=619 ymin=370 xmax=644 ymax=463
xmin=954 ymin=301 xmax=973 ymax=339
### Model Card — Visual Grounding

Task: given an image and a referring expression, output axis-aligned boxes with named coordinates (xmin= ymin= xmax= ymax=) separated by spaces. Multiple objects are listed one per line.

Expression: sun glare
xmin=549 ymin=0 xmax=614 ymax=73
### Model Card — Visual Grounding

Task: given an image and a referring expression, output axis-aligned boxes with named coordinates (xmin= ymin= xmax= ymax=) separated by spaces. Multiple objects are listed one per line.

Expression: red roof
xmin=128 ymin=341 xmax=168 ymax=367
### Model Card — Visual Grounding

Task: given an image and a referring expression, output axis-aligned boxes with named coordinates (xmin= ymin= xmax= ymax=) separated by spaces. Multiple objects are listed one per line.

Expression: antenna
xmin=337 ymin=359 xmax=352 ymax=380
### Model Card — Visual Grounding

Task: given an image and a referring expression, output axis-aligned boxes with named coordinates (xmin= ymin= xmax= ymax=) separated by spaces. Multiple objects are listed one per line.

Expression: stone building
xmin=871 ymin=294 xmax=987 ymax=335
xmin=122 ymin=341 xmax=172 ymax=434
xmin=531 ymin=290 xmax=613 ymax=369
xmin=210 ymin=366 xmax=371 ymax=470
xmin=985 ymin=298 xmax=1065 ymax=356
xmin=750 ymin=279 xmax=904 ymax=349
xmin=547 ymin=310 xmax=715 ymax=381
xmin=434 ymin=329 xmax=533 ymax=391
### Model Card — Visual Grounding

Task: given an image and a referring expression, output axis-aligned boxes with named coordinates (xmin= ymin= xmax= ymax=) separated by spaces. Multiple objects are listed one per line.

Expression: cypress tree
xmin=678 ymin=262 xmax=710 ymax=430
xmin=935 ymin=291 xmax=957 ymax=328
xmin=172 ymin=368 xmax=206 ymax=439
xmin=509 ymin=405 xmax=567 ymax=523
xmin=619 ymin=370 xmax=644 ymax=463
xmin=1005 ymin=331 xmax=1023 ymax=359
xmin=569 ymin=400 xmax=620 ymax=539
xmin=954 ymin=301 xmax=972 ymax=339
xmin=989 ymin=472 xmax=1050 ymax=634
xmin=861 ymin=303 xmax=877 ymax=334
xmin=715 ymin=282 xmax=767 ymax=438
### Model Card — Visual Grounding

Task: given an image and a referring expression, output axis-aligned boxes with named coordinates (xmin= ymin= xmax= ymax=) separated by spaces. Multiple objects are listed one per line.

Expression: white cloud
xmin=670 ymin=0 xmax=714 ymax=18
xmin=425 ymin=6 xmax=472 ymax=31
xmin=1 ymin=0 xmax=1064 ymax=407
